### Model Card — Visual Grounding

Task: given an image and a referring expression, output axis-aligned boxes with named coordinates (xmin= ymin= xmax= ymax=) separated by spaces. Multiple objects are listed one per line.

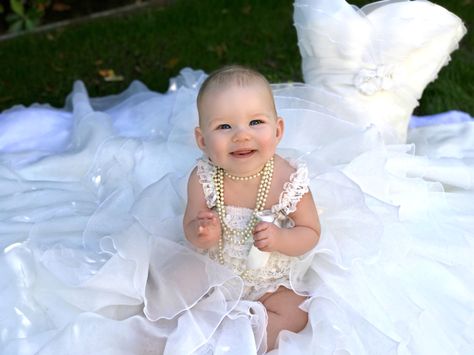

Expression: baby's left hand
xmin=253 ymin=221 xmax=281 ymax=252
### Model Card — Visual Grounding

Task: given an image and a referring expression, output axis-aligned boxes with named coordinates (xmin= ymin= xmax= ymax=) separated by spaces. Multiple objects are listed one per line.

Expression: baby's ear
xmin=195 ymin=127 xmax=206 ymax=150
xmin=275 ymin=117 xmax=284 ymax=141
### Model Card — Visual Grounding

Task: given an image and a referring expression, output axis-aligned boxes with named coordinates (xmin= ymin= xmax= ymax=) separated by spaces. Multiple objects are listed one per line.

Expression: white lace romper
xmin=196 ymin=157 xmax=310 ymax=301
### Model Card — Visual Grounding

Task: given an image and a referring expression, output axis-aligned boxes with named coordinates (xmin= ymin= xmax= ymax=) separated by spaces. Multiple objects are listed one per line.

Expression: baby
xmin=183 ymin=65 xmax=321 ymax=351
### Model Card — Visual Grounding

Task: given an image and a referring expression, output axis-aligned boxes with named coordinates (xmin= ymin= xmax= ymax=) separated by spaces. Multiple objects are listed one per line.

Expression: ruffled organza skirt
xmin=1 ymin=69 xmax=473 ymax=354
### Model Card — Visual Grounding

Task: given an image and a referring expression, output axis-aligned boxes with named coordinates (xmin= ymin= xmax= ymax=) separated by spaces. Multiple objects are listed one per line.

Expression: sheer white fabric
xmin=1 ymin=69 xmax=473 ymax=355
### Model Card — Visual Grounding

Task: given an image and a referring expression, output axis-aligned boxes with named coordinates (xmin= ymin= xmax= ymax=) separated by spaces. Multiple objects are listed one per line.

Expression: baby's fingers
xmin=198 ymin=218 xmax=212 ymax=227
xmin=197 ymin=225 xmax=207 ymax=236
xmin=253 ymin=221 xmax=270 ymax=233
xmin=253 ymin=230 xmax=266 ymax=242
xmin=197 ymin=219 xmax=212 ymax=234
xmin=254 ymin=237 xmax=269 ymax=250
xmin=197 ymin=210 xmax=216 ymax=220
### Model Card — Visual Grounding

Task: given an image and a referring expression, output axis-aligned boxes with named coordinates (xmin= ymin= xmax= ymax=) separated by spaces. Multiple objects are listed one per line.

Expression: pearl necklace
xmin=213 ymin=157 xmax=274 ymax=265
xmin=225 ymin=170 xmax=262 ymax=181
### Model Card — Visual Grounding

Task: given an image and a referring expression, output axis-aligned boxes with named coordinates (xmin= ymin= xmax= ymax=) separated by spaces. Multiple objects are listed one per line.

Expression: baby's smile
xmin=230 ymin=149 xmax=256 ymax=158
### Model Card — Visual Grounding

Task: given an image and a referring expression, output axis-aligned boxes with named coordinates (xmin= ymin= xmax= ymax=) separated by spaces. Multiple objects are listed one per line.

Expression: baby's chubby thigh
xmin=258 ymin=286 xmax=309 ymax=349
xmin=259 ymin=286 xmax=308 ymax=321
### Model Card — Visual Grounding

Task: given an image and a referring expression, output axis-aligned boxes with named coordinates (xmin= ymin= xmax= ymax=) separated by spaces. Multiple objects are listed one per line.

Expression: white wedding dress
xmin=1 ymin=1 xmax=473 ymax=354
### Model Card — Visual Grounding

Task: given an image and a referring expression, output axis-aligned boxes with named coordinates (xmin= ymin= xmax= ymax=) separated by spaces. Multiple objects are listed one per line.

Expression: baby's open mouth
xmin=230 ymin=150 xmax=255 ymax=157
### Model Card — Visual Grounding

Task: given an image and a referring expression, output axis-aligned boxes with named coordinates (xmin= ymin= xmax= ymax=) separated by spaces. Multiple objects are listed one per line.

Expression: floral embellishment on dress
xmin=353 ymin=65 xmax=395 ymax=95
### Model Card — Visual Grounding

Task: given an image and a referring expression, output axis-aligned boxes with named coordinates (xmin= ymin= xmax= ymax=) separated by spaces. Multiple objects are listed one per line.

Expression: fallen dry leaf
xmin=164 ymin=57 xmax=180 ymax=69
xmin=52 ymin=2 xmax=72 ymax=12
xmin=98 ymin=69 xmax=124 ymax=82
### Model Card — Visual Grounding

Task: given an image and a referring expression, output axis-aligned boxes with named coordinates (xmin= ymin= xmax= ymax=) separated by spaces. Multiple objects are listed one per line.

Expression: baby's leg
xmin=259 ymin=286 xmax=308 ymax=351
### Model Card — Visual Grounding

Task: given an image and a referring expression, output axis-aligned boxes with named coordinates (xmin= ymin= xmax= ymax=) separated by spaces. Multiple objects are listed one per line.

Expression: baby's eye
xmin=217 ymin=123 xmax=231 ymax=130
xmin=249 ymin=119 xmax=263 ymax=126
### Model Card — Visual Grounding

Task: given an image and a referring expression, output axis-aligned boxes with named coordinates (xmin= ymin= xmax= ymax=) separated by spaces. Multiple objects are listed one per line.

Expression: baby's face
xmin=196 ymin=83 xmax=283 ymax=177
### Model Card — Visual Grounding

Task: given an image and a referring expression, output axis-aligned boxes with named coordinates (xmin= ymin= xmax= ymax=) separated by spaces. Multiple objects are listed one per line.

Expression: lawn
xmin=0 ymin=0 xmax=472 ymax=114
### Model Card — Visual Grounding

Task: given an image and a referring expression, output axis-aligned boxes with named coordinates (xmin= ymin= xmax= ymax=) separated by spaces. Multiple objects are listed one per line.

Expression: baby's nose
xmin=232 ymin=127 xmax=251 ymax=141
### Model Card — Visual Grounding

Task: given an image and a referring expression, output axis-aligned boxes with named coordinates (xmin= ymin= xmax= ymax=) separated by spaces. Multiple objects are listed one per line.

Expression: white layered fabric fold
xmin=294 ymin=0 xmax=466 ymax=143
xmin=1 ymin=0 xmax=473 ymax=354
xmin=1 ymin=67 xmax=473 ymax=354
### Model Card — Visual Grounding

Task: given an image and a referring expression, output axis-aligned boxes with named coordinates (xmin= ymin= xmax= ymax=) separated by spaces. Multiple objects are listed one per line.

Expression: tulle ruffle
xmin=1 ymin=67 xmax=473 ymax=354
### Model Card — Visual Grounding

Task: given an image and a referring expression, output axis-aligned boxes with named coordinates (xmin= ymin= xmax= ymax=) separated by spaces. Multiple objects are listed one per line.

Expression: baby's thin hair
xmin=197 ymin=65 xmax=276 ymax=121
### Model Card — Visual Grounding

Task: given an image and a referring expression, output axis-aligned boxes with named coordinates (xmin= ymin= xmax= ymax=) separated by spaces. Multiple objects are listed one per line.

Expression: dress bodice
xmin=293 ymin=0 xmax=466 ymax=143
xmin=196 ymin=157 xmax=310 ymax=300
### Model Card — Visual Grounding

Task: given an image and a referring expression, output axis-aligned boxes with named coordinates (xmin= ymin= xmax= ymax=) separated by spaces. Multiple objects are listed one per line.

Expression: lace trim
xmin=272 ymin=161 xmax=310 ymax=216
xmin=243 ymin=279 xmax=292 ymax=301
xmin=208 ymin=240 xmax=293 ymax=282
xmin=224 ymin=205 xmax=252 ymax=229
xmin=196 ymin=158 xmax=217 ymax=209
xmin=196 ymin=157 xmax=310 ymax=215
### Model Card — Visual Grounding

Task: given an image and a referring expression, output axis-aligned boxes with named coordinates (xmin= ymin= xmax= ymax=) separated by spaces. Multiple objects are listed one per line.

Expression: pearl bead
xmin=214 ymin=157 xmax=274 ymax=266
xmin=225 ymin=170 xmax=262 ymax=181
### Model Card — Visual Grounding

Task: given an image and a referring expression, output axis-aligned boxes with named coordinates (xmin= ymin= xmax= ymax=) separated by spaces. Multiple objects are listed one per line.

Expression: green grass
xmin=0 ymin=0 xmax=472 ymax=115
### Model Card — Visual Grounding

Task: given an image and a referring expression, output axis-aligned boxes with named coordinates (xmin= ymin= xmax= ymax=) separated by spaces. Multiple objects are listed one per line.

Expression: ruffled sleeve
xmin=196 ymin=158 xmax=217 ymax=209
xmin=272 ymin=162 xmax=310 ymax=216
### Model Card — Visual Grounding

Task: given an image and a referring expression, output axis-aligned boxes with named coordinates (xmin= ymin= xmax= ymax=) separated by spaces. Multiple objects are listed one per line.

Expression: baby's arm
xmin=253 ymin=190 xmax=320 ymax=256
xmin=183 ymin=167 xmax=221 ymax=249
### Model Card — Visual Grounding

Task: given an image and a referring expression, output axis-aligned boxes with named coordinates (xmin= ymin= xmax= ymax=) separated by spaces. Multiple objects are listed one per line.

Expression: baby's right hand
xmin=195 ymin=210 xmax=221 ymax=249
